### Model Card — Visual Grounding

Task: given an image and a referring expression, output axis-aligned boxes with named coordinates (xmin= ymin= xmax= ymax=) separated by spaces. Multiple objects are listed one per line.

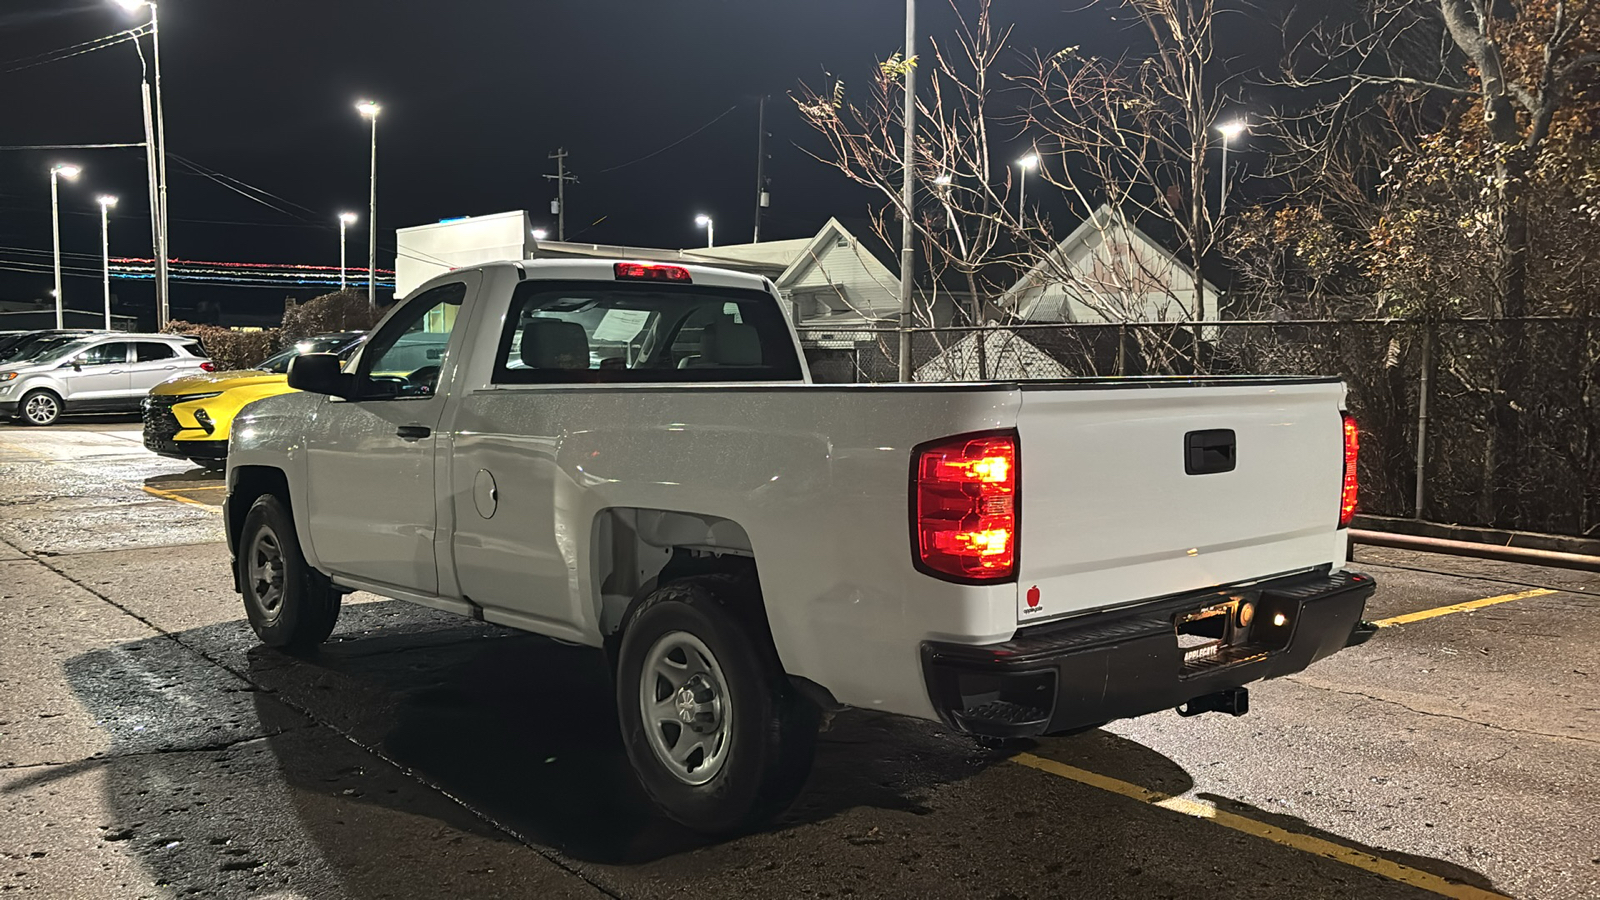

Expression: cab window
xmin=493 ymin=281 xmax=801 ymax=384
xmin=357 ymin=283 xmax=467 ymax=397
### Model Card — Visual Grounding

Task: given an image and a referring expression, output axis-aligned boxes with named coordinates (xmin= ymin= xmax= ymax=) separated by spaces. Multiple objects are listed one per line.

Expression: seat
xmin=519 ymin=320 xmax=590 ymax=370
xmin=680 ymin=321 xmax=762 ymax=368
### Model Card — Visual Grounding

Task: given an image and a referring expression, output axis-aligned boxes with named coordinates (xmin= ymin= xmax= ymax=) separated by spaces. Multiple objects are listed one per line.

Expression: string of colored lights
xmin=107 ymin=257 xmax=396 ymax=290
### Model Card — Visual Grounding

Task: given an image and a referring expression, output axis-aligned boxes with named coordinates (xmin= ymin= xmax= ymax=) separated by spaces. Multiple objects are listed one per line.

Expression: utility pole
xmin=753 ymin=95 xmax=770 ymax=243
xmin=546 ymin=148 xmax=577 ymax=241
xmin=896 ymin=0 xmax=917 ymax=382
xmin=150 ymin=1 xmax=170 ymax=328
xmin=141 ymin=83 xmax=161 ymax=321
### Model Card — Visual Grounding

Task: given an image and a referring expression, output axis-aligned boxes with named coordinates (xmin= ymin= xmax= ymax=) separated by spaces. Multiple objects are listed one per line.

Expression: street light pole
xmin=1214 ymin=119 xmax=1246 ymax=219
xmin=150 ymin=1 xmax=170 ymax=327
xmin=98 ymin=196 xmax=118 ymax=329
xmin=338 ymin=212 xmax=357 ymax=291
xmin=696 ymin=214 xmax=715 ymax=248
xmin=49 ymin=163 xmax=82 ymax=329
xmin=1016 ymin=153 xmax=1039 ymax=223
xmin=357 ymin=100 xmax=381 ymax=309
xmin=896 ymin=0 xmax=917 ymax=382
xmin=116 ymin=0 xmax=170 ymax=325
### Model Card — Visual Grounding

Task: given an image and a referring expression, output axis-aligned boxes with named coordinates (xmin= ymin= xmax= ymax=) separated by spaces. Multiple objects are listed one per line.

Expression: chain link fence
xmin=798 ymin=319 xmax=1600 ymax=538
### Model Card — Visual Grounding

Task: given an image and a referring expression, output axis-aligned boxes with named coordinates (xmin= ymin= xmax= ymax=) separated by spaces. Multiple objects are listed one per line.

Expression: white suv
xmin=0 ymin=333 xmax=213 ymax=426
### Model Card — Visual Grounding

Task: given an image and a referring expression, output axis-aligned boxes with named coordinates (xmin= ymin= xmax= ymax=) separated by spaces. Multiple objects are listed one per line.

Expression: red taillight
xmin=199 ymin=361 xmax=216 ymax=372
xmin=913 ymin=432 xmax=1018 ymax=582
xmin=614 ymin=262 xmax=692 ymax=283
xmin=1339 ymin=413 xmax=1359 ymax=528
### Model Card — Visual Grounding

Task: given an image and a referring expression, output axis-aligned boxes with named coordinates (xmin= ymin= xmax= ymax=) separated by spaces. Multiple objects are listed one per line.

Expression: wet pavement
xmin=1 ymin=419 xmax=1596 ymax=899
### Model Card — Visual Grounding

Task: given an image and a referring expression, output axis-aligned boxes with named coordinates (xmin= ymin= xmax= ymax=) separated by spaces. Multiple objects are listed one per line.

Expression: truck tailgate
xmin=1015 ymin=380 xmax=1348 ymax=623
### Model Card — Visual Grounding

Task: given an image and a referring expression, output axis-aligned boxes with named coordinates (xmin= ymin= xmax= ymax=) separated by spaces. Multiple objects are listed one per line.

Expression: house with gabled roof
xmin=999 ymin=204 xmax=1222 ymax=325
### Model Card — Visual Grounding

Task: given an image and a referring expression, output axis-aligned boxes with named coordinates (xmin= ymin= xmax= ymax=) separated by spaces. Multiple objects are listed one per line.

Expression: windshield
xmin=5 ymin=335 xmax=91 ymax=365
xmin=256 ymin=335 xmax=363 ymax=374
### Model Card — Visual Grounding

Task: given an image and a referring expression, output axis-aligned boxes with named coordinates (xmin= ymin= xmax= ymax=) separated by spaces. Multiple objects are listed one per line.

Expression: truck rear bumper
xmin=921 ymin=568 xmax=1376 ymax=738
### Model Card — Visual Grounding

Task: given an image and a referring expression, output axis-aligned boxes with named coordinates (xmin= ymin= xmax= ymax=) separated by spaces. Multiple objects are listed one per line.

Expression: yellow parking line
xmin=141 ymin=484 xmax=223 ymax=512
xmin=1013 ymin=753 xmax=1510 ymax=899
xmin=1375 ymin=588 xmax=1554 ymax=628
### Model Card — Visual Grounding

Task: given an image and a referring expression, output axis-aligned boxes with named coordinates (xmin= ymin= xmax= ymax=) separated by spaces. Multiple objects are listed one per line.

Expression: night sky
xmin=0 ymin=1 xmax=1279 ymax=326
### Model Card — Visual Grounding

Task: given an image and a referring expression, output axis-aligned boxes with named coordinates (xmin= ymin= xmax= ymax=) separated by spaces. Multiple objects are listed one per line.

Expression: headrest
xmin=519 ymin=319 xmax=590 ymax=369
xmin=700 ymin=321 xmax=762 ymax=367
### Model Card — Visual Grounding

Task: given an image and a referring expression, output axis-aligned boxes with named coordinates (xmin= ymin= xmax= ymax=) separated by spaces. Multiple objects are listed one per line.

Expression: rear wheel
xmin=238 ymin=494 xmax=341 ymax=655
xmin=617 ymin=575 xmax=818 ymax=835
xmin=20 ymin=390 xmax=62 ymax=426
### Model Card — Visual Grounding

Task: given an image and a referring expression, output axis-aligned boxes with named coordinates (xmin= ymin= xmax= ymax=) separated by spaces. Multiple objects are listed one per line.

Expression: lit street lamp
xmin=338 ymin=212 xmax=358 ymax=290
xmin=49 ymin=163 xmax=82 ymax=329
xmin=1215 ymin=119 xmax=1246 ymax=217
xmin=695 ymin=214 xmax=715 ymax=249
xmin=98 ymin=195 xmax=118 ymax=329
xmin=532 ymin=228 xmax=549 ymax=242
xmin=931 ymin=174 xmax=968 ymax=258
xmin=1015 ymin=153 xmax=1039 ymax=223
xmin=357 ymin=99 xmax=382 ymax=308
xmin=114 ymin=0 xmax=170 ymax=326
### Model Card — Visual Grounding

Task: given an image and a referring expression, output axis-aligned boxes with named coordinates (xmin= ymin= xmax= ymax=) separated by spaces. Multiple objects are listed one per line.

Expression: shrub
xmin=161 ymin=321 xmax=281 ymax=372
xmin=281 ymin=289 xmax=382 ymax=343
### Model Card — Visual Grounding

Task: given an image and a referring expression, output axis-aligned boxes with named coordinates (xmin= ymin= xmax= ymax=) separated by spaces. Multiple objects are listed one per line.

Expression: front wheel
xmin=237 ymin=494 xmax=341 ymax=655
xmin=616 ymin=575 xmax=818 ymax=835
xmin=20 ymin=390 xmax=62 ymax=426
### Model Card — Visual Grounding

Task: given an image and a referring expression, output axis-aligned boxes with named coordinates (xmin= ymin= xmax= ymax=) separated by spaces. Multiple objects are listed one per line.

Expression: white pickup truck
xmin=224 ymin=258 xmax=1376 ymax=834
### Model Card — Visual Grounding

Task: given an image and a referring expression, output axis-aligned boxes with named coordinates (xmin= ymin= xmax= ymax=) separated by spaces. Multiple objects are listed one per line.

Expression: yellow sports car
xmin=143 ymin=332 xmax=364 ymax=468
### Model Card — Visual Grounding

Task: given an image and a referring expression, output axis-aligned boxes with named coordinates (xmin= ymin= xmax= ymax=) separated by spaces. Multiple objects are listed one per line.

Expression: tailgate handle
xmin=1185 ymin=429 xmax=1236 ymax=475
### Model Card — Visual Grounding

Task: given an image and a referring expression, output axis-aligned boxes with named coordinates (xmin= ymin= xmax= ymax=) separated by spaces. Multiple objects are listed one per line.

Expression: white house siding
xmin=1007 ymin=209 xmax=1220 ymax=326
xmin=780 ymin=230 xmax=900 ymax=322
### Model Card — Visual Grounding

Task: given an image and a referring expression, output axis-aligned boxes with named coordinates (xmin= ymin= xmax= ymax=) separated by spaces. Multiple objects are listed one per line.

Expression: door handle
xmin=163 ymin=365 xmax=177 ymax=370
xmin=396 ymin=425 xmax=431 ymax=441
xmin=110 ymin=369 xmax=125 ymax=375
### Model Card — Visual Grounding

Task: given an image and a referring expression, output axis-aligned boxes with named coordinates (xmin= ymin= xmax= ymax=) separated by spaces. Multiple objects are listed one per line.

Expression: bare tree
xmin=1013 ymin=0 xmax=1233 ymax=362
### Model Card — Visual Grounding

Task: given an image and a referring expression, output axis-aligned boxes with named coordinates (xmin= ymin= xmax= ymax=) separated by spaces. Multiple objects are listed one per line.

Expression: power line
xmin=0 ymin=142 xmax=146 ymax=151
xmin=172 ymin=151 xmax=321 ymax=217
xmin=170 ymin=155 xmax=315 ymax=224
xmin=595 ymin=104 xmax=741 ymax=174
xmin=0 ymin=27 xmax=149 ymax=76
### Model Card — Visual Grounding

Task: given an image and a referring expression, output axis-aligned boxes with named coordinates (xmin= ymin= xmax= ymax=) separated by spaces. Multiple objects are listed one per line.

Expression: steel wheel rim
xmin=24 ymin=395 xmax=56 ymax=424
xmin=247 ymin=526 xmax=286 ymax=618
xmin=640 ymin=630 xmax=732 ymax=786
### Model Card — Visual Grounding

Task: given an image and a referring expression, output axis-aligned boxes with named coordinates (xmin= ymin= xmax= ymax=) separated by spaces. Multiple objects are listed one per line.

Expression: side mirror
xmin=287 ymin=353 xmax=349 ymax=397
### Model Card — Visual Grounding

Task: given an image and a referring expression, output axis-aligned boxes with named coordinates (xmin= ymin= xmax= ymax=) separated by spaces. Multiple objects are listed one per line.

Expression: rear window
xmin=136 ymin=342 xmax=176 ymax=361
xmin=492 ymin=280 xmax=801 ymax=384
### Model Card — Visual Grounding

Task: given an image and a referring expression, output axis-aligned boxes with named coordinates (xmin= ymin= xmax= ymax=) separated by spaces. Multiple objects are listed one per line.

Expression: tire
xmin=19 ymin=390 xmax=62 ymax=426
xmin=616 ymin=574 xmax=819 ymax=835
xmin=237 ymin=493 xmax=341 ymax=655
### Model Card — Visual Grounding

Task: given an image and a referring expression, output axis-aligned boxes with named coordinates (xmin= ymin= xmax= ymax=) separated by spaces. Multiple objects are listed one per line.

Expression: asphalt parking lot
xmin=2 ymin=419 xmax=1596 ymax=900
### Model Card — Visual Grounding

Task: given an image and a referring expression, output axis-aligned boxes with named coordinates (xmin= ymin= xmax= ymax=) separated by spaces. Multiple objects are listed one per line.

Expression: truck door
xmin=303 ymin=275 xmax=477 ymax=594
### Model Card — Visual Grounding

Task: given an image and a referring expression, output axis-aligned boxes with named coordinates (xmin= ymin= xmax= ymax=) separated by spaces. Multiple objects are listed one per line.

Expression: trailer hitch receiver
xmin=1177 ymin=686 xmax=1249 ymax=718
